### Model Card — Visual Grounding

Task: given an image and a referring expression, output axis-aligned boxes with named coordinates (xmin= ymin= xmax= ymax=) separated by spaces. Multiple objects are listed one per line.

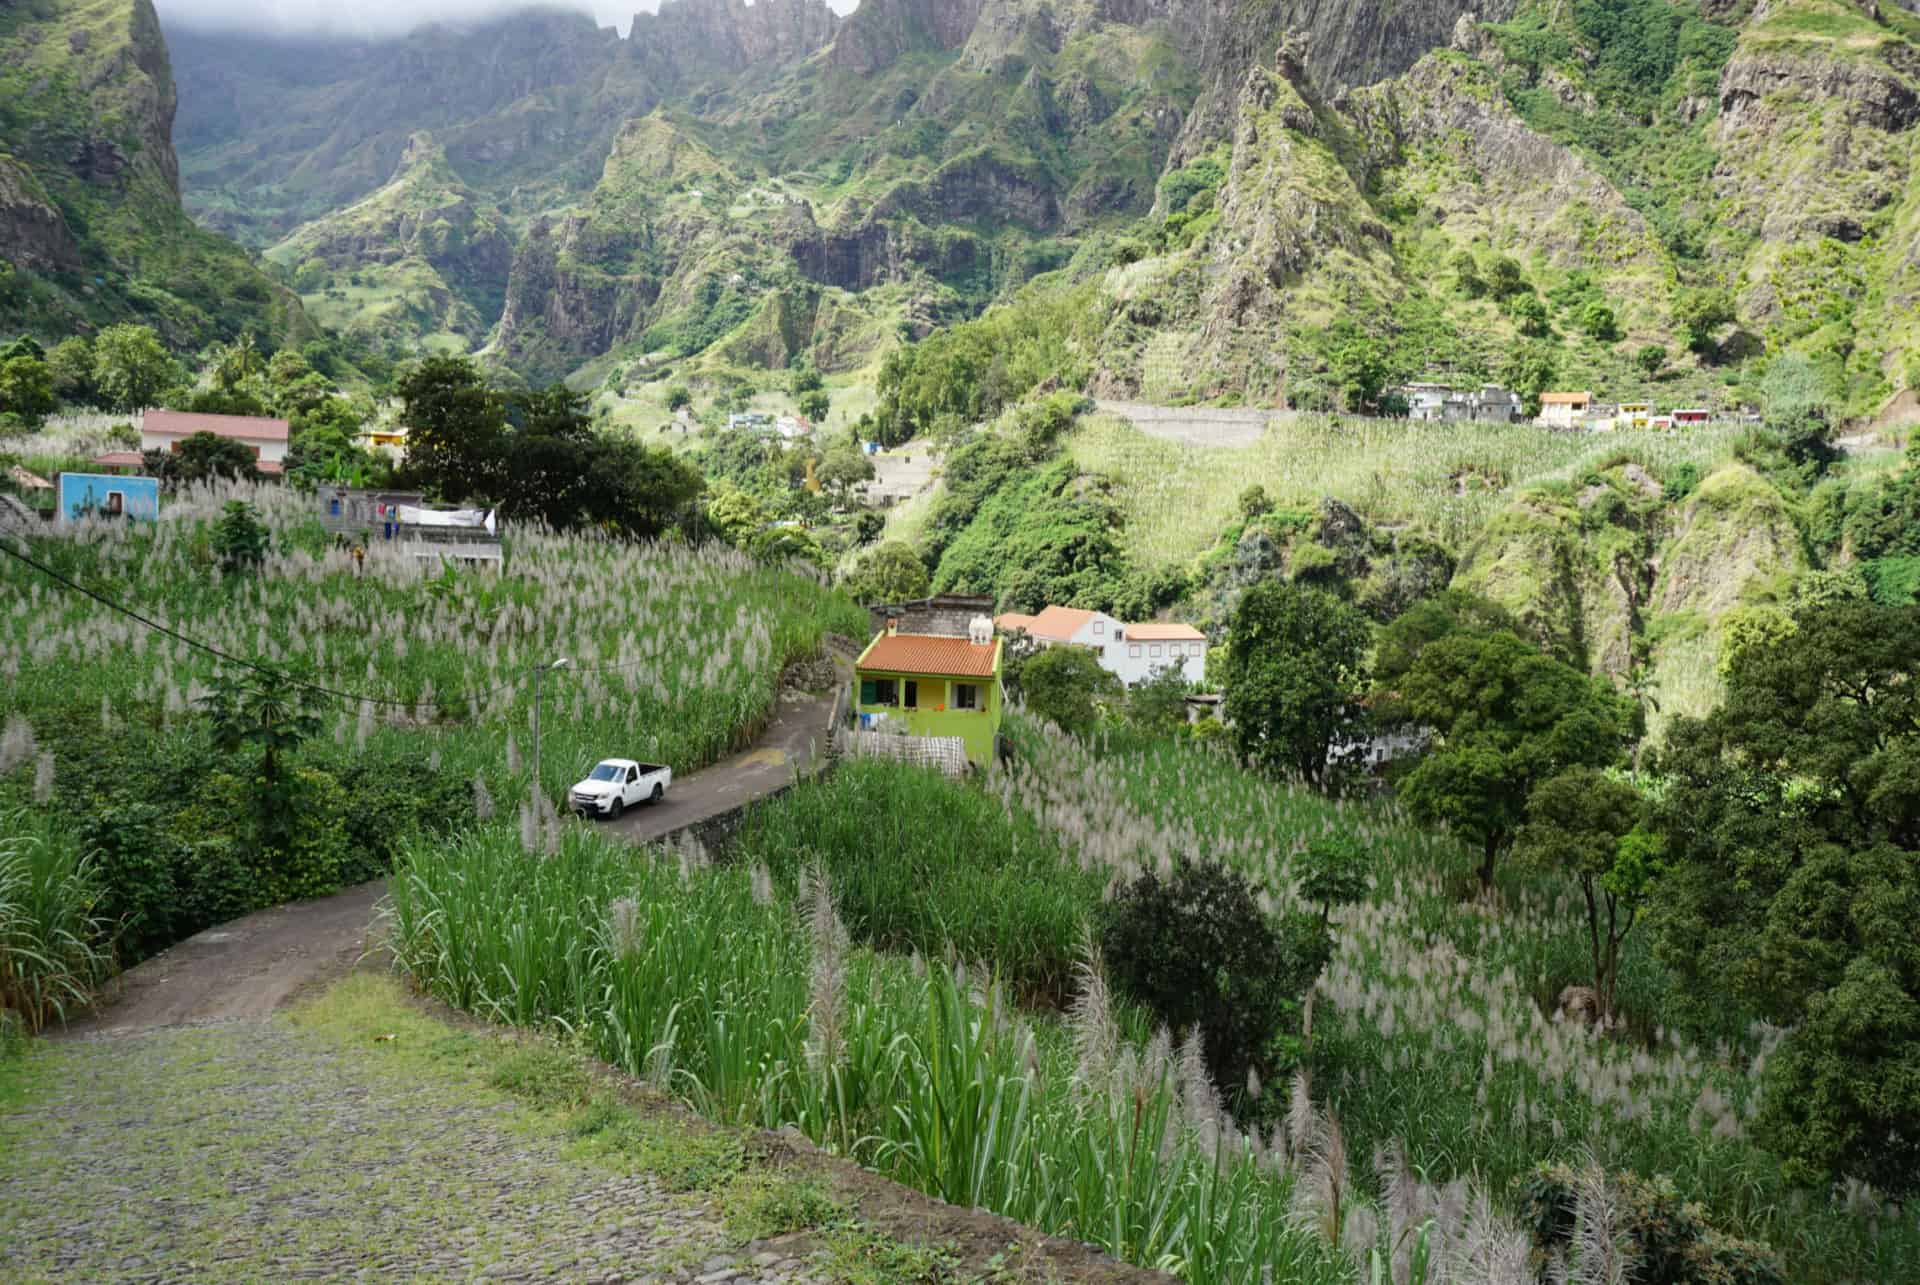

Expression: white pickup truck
xmin=569 ymin=758 xmax=671 ymax=820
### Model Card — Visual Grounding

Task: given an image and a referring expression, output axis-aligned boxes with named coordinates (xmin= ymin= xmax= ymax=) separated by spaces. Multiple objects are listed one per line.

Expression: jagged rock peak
xmin=629 ymin=0 xmax=841 ymax=67
xmin=828 ymin=0 xmax=989 ymax=73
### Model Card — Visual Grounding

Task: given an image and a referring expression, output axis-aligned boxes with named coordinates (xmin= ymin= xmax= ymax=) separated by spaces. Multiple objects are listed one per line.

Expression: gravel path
xmin=0 ymin=1017 xmax=829 ymax=1285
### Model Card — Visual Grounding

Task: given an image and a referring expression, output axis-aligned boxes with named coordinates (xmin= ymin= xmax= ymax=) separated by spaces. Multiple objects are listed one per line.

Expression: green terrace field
xmin=1067 ymin=411 xmax=1752 ymax=566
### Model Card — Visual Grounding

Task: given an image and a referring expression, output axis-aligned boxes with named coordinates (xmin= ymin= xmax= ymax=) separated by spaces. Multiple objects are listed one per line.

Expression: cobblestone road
xmin=0 ymin=1012 xmax=829 ymax=1284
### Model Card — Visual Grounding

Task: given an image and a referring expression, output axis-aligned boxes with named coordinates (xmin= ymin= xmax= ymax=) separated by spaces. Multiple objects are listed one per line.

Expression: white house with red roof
xmin=93 ymin=409 xmax=291 ymax=477
xmin=995 ymin=605 xmax=1206 ymax=687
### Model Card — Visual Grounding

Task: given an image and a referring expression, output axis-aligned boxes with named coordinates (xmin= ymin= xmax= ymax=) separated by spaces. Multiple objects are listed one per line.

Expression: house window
xmin=1190 ymin=643 xmax=1204 ymax=656
xmin=1093 ymin=620 xmax=1105 ymax=635
xmin=1128 ymin=644 xmax=1142 ymax=658
xmin=1150 ymin=644 xmax=1163 ymax=658
xmin=954 ymin=683 xmax=979 ymax=710
xmin=904 ymin=680 xmax=919 ymax=709
xmin=105 ymin=492 xmax=124 ymax=516
xmin=860 ymin=678 xmax=899 ymax=706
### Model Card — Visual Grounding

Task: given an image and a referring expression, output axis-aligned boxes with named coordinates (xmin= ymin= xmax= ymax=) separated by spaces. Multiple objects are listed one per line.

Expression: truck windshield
xmin=588 ymin=764 xmax=623 ymax=781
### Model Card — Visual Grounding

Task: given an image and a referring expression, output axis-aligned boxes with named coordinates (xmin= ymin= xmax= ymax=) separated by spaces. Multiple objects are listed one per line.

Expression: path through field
xmin=3 ymin=663 xmax=1101 ymax=1285
xmin=1092 ymin=400 xmax=1279 ymax=448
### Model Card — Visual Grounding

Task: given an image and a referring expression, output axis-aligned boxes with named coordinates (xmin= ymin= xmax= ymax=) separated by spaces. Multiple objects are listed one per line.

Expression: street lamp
xmin=532 ymin=657 xmax=570 ymax=810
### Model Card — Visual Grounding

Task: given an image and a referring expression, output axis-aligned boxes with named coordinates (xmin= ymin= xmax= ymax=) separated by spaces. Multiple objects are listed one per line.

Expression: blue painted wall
xmin=57 ymin=473 xmax=159 ymax=523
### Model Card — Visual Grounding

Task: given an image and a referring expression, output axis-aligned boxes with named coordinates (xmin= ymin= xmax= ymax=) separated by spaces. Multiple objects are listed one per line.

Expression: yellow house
xmin=853 ymin=629 xmax=1004 ymax=768
xmin=1537 ymin=391 xmax=1592 ymax=428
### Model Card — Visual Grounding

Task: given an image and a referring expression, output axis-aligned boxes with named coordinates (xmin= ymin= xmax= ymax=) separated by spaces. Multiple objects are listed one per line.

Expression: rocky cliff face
xmin=828 ymin=0 xmax=990 ymax=74
xmin=631 ymin=0 xmax=841 ymax=72
xmin=0 ymin=0 xmax=307 ymax=345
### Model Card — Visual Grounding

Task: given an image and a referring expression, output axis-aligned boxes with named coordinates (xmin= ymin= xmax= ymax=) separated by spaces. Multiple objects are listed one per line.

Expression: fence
xmin=832 ymin=729 xmax=971 ymax=778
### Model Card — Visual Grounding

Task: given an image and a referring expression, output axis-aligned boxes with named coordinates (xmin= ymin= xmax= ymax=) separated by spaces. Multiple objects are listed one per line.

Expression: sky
xmin=155 ymin=0 xmax=861 ymax=41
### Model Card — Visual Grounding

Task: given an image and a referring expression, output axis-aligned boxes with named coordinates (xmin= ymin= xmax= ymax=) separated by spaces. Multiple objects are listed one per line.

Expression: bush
xmin=1017 ymin=645 xmax=1120 ymax=737
xmin=1517 ymin=1161 xmax=1784 ymax=1285
xmin=1098 ymin=860 xmax=1331 ymax=1102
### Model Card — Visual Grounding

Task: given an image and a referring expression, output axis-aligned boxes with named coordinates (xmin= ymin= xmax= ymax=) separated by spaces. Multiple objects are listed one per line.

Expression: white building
xmin=995 ymin=605 xmax=1207 ymax=687
xmin=93 ymin=409 xmax=292 ymax=476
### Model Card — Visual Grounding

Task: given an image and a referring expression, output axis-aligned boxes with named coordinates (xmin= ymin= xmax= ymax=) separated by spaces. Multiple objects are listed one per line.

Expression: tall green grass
xmin=993 ymin=718 xmax=1918 ymax=1281
xmin=731 ymin=758 xmax=1103 ymax=1003
xmin=388 ymin=824 xmax=1475 ymax=1285
xmin=0 ymin=810 xmax=106 ymax=1035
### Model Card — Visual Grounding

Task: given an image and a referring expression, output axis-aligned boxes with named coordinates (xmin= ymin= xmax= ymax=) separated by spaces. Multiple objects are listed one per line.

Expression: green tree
xmin=665 ymin=384 xmax=693 ymax=412
xmin=1296 ymin=834 xmax=1371 ymax=927
xmin=1325 ymin=322 xmax=1389 ymax=412
xmin=843 ymin=541 xmax=928 ymax=605
xmin=1018 ymin=644 xmax=1120 ymax=737
xmin=148 ymin=431 xmax=261 ymax=485
xmin=1634 ymin=343 xmax=1666 ymax=377
xmin=789 ymin=358 xmax=824 ymax=397
xmin=1451 ymin=250 xmax=1486 ymax=299
xmin=1579 ymin=299 xmax=1619 ymax=341
xmin=817 ymin=443 xmax=875 ymax=500
xmin=213 ymin=333 xmax=264 ymax=392
xmin=1126 ymin=662 xmax=1191 ymax=735
xmin=0 ymin=355 xmax=56 ymax=428
xmin=1219 ymin=581 xmax=1372 ymax=788
xmin=1509 ymin=294 xmax=1552 ymax=339
xmin=705 ymin=485 xmax=768 ymax=547
xmin=198 ymin=667 xmax=324 ymax=851
xmin=1239 ymin=484 xmax=1274 ymax=520
xmin=47 ymin=337 xmax=97 ymax=406
xmin=1499 ymin=342 xmax=1559 ymax=419
xmin=1517 ymin=768 xmax=1657 ymax=1022
xmin=798 ymin=387 xmax=831 ymax=424
xmin=395 ymin=355 xmax=507 ymax=503
xmin=212 ymin=500 xmax=270 ymax=573
xmin=1650 ymin=599 xmax=1920 ymax=1193
xmin=1486 ymin=256 xmax=1528 ymax=301
xmin=92 ymin=324 xmax=177 ymax=413
xmin=1673 ymin=287 xmax=1733 ymax=356
xmin=1387 ymin=629 xmax=1635 ymax=889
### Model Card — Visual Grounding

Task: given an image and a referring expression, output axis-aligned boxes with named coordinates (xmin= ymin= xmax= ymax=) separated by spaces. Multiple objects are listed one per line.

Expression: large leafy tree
xmin=0 ymin=354 xmax=56 ymax=428
xmin=1650 ymin=600 xmax=1920 ymax=1193
xmin=1517 ymin=768 xmax=1656 ymax=1023
xmin=1219 ymin=581 xmax=1372 ymax=788
xmin=92 ymin=324 xmax=177 ymax=414
xmin=395 ymin=354 xmax=509 ymax=502
xmin=1017 ymin=644 xmax=1120 ymax=738
xmin=1385 ymin=628 xmax=1635 ymax=889
xmin=843 ymin=541 xmax=928 ymax=605
xmin=146 ymin=431 xmax=261 ymax=485
xmin=397 ymin=357 xmax=701 ymax=537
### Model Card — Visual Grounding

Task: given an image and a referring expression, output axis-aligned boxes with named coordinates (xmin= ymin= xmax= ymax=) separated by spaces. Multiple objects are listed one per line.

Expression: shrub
xmin=1517 ymin=1161 xmax=1784 ymax=1285
xmin=1017 ymin=645 xmax=1120 ymax=737
xmin=1097 ymin=860 xmax=1330 ymax=1102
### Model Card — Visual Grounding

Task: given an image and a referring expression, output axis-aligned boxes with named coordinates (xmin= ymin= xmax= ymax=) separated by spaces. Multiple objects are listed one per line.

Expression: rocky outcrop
xmin=828 ymin=0 xmax=989 ymax=74
xmin=0 ymin=158 xmax=81 ymax=272
xmin=493 ymin=212 xmax=661 ymax=379
xmin=1719 ymin=42 xmax=1920 ymax=135
xmin=630 ymin=0 xmax=841 ymax=74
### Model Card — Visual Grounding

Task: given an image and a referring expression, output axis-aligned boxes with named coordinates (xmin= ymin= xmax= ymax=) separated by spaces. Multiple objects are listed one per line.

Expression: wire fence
xmin=832 ymin=729 xmax=971 ymax=778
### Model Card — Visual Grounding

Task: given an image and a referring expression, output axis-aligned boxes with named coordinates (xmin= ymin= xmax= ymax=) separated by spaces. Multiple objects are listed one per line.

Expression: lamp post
xmin=532 ymin=656 xmax=571 ymax=809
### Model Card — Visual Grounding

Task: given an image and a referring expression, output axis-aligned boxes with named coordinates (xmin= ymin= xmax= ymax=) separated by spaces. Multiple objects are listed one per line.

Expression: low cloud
xmin=156 ymin=0 xmax=859 ymax=41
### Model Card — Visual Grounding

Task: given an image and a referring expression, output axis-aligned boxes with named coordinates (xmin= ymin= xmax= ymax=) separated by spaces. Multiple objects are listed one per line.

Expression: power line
xmin=0 ymin=522 xmax=657 ymax=713
xmin=1 ymin=532 xmax=441 ymax=710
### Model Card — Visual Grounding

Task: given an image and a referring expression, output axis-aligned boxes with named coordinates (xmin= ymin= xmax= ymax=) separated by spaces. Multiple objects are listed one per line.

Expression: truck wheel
xmin=607 ymin=798 xmax=624 ymax=820
xmin=651 ymin=783 xmax=664 ymax=803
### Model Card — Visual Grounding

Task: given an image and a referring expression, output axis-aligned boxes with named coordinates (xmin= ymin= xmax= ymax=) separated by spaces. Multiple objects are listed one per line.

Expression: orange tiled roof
xmin=1125 ymin=623 xmax=1205 ymax=642
xmin=995 ymin=612 xmax=1039 ymax=633
xmin=860 ymin=633 xmax=999 ymax=678
xmin=1539 ymin=392 xmax=1592 ymax=405
xmin=1023 ymin=605 xmax=1095 ymax=641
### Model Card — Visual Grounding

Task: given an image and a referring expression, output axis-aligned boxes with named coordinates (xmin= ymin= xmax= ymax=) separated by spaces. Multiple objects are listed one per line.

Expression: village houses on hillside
xmin=851 ymin=595 xmax=1005 ymax=771
xmin=995 ymin=605 xmax=1208 ymax=687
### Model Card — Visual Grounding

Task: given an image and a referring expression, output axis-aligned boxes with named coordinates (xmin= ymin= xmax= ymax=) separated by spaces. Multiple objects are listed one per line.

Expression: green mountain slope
xmin=0 ymin=0 xmax=309 ymax=347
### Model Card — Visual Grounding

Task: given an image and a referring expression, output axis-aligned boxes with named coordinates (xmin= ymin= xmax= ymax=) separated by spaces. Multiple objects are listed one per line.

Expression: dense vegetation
xmin=0 ymin=480 xmax=864 ymax=1031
